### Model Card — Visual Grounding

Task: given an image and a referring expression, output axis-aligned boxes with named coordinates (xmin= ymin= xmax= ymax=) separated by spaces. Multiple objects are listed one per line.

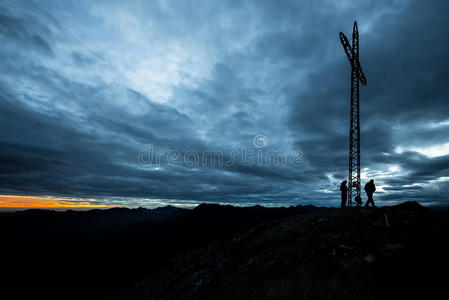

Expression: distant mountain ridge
xmin=2 ymin=201 xmax=448 ymax=300
xmin=0 ymin=202 xmax=324 ymax=299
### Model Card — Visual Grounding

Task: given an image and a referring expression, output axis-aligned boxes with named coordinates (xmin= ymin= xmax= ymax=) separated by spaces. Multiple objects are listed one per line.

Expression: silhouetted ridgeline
xmin=1 ymin=202 xmax=448 ymax=299
xmin=0 ymin=203 xmax=320 ymax=300
xmin=113 ymin=201 xmax=449 ymax=300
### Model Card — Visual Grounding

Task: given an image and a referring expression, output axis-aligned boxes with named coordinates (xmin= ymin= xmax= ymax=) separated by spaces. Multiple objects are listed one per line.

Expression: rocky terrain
xmin=2 ymin=202 xmax=448 ymax=299
xmin=0 ymin=203 xmax=318 ymax=299
xmin=114 ymin=202 xmax=449 ymax=300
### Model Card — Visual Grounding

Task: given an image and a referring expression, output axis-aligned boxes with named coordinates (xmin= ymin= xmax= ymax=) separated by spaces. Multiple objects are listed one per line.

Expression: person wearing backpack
xmin=364 ymin=179 xmax=376 ymax=207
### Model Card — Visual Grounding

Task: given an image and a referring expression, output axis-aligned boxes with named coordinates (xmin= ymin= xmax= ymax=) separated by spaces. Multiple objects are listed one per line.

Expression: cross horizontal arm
xmin=339 ymin=32 xmax=353 ymax=64
xmin=339 ymin=32 xmax=367 ymax=86
xmin=356 ymin=60 xmax=367 ymax=86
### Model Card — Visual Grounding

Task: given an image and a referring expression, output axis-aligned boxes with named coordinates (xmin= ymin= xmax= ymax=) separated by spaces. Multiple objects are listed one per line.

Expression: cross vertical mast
xmin=339 ymin=21 xmax=367 ymax=206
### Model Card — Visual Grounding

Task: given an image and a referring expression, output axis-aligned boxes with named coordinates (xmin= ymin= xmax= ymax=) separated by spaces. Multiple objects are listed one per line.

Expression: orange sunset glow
xmin=0 ymin=195 xmax=117 ymax=210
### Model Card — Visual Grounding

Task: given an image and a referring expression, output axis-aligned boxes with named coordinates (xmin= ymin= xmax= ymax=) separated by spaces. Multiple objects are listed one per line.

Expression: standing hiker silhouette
xmin=340 ymin=180 xmax=348 ymax=208
xmin=364 ymin=179 xmax=376 ymax=207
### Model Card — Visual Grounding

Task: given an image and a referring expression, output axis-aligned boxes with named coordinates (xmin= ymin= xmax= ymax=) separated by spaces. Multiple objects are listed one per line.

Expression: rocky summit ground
xmin=114 ymin=202 xmax=449 ymax=300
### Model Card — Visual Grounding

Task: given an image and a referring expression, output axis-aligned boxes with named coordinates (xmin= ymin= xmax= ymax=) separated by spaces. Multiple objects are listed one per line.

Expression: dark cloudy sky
xmin=1 ymin=0 xmax=448 ymax=208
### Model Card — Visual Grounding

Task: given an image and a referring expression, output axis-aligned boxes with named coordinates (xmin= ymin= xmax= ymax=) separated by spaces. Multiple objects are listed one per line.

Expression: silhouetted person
xmin=355 ymin=195 xmax=362 ymax=206
xmin=340 ymin=180 xmax=348 ymax=208
xmin=364 ymin=179 xmax=376 ymax=207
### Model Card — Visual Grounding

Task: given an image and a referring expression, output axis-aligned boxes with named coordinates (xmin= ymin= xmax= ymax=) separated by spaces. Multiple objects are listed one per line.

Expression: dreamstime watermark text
xmin=138 ymin=135 xmax=303 ymax=168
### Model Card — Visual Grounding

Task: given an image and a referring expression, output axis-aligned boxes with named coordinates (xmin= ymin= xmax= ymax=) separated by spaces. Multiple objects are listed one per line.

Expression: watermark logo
xmin=138 ymin=135 xmax=303 ymax=168
xmin=253 ymin=134 xmax=268 ymax=148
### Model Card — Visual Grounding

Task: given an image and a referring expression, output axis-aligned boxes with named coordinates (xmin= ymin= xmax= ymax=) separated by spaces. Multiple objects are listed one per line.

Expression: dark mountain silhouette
xmin=112 ymin=202 xmax=449 ymax=300
xmin=1 ymin=202 xmax=448 ymax=299
xmin=0 ymin=203 xmax=320 ymax=300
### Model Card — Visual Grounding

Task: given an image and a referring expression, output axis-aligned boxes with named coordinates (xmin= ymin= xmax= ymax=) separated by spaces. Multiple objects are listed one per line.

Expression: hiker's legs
xmin=365 ymin=193 xmax=374 ymax=207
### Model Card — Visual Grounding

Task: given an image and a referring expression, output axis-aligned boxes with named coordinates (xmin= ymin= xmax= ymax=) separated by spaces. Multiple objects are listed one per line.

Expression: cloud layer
xmin=1 ymin=0 xmax=448 ymax=207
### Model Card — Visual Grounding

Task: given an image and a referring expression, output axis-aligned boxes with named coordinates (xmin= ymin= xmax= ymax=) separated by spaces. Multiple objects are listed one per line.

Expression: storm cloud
xmin=1 ymin=0 xmax=448 ymax=207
